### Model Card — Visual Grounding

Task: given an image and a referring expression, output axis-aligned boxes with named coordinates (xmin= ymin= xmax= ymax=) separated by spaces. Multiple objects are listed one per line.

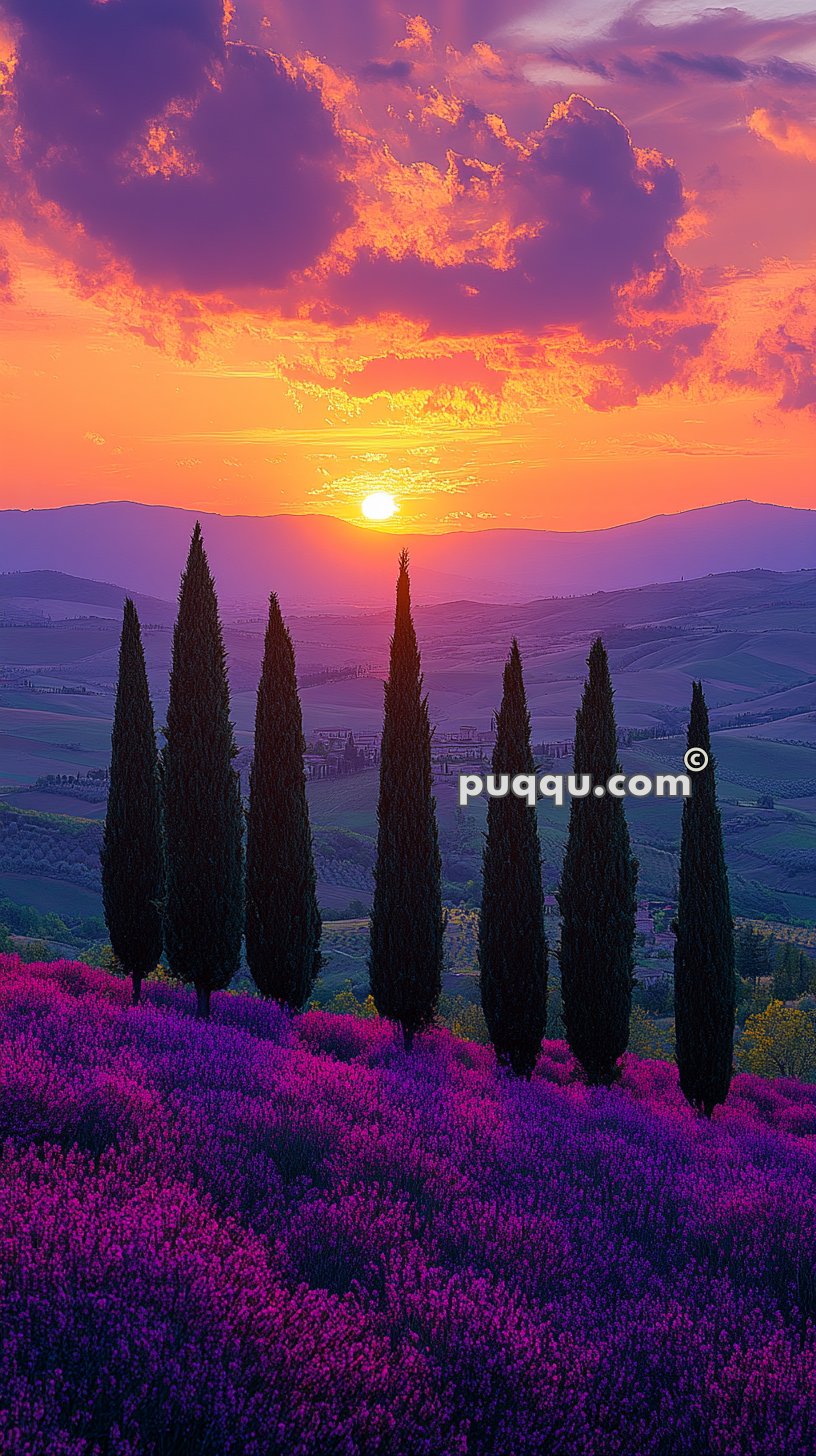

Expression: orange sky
xmin=0 ymin=1 xmax=814 ymax=532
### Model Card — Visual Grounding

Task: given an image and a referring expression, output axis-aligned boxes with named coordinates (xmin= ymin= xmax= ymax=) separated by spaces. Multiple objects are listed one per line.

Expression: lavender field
xmin=1 ymin=954 xmax=816 ymax=1455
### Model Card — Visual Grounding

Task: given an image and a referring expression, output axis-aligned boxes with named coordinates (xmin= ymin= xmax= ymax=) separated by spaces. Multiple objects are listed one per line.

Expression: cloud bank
xmin=0 ymin=0 xmax=812 ymax=418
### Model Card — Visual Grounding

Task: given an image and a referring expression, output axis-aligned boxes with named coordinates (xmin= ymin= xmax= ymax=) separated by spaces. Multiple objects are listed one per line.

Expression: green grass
xmin=0 ymin=624 xmax=118 ymax=664
xmin=0 ymin=791 xmax=107 ymax=820
xmin=317 ymin=882 xmax=371 ymax=914
xmin=0 ymin=873 xmax=103 ymax=918
xmin=0 ymin=802 xmax=101 ymax=835
xmin=0 ymin=706 xmax=113 ymax=747
xmin=0 ymin=691 xmax=114 ymax=720
xmin=3 ymin=579 xmax=816 ymax=928
xmin=0 ymin=707 xmax=113 ymax=783
xmin=307 ymin=768 xmax=380 ymax=834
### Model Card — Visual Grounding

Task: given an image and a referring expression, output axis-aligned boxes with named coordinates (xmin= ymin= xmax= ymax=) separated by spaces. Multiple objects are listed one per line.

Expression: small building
xmin=635 ymin=965 xmax=672 ymax=988
xmin=636 ymin=901 xmax=655 ymax=937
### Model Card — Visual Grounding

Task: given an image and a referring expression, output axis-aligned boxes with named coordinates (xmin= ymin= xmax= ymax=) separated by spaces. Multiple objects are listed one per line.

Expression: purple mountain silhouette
xmin=0 ymin=499 xmax=812 ymax=608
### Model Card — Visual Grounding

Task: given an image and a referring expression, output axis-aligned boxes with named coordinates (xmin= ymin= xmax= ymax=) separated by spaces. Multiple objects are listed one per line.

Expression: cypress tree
xmin=735 ymin=925 xmax=771 ymax=986
xmin=557 ymin=638 xmax=637 ymax=1085
xmin=772 ymin=942 xmax=812 ymax=1001
xmin=369 ymin=550 xmax=444 ymax=1048
xmin=245 ymin=594 xmax=321 ymax=1008
xmin=673 ymin=682 xmax=735 ymax=1115
xmin=343 ymin=732 xmax=358 ymax=772
xmin=101 ymin=599 xmax=163 ymax=1006
xmin=162 ymin=523 xmax=244 ymax=1018
xmin=479 ymin=639 xmax=548 ymax=1077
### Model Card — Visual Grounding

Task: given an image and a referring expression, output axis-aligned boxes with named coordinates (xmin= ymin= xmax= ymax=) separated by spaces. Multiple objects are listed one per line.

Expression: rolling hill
xmin=1 ymin=565 xmax=814 ymax=923
xmin=0 ymin=571 xmax=178 ymax=626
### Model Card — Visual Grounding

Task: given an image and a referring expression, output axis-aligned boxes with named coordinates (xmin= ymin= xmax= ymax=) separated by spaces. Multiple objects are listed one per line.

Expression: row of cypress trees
xmin=102 ymin=524 xmax=322 ymax=1018
xmin=477 ymin=632 xmax=735 ymax=1113
xmin=102 ymin=528 xmax=735 ymax=1113
xmin=368 ymin=554 xmax=737 ymax=1114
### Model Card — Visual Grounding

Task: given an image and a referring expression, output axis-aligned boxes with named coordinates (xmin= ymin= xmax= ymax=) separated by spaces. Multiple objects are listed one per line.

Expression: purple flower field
xmin=1 ymin=955 xmax=816 ymax=1455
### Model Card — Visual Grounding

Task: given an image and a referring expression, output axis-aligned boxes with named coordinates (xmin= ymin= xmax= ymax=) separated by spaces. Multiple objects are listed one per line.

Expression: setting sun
xmin=361 ymin=492 xmax=398 ymax=522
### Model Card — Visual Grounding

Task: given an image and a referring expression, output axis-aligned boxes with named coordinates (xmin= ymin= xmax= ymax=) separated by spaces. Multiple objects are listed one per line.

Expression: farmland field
xmin=0 ymin=872 xmax=103 ymax=918
xmin=1 ymin=567 xmax=815 ymax=924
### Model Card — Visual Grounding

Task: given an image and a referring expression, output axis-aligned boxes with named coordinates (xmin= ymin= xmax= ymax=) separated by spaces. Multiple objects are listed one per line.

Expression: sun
xmin=361 ymin=491 xmax=398 ymax=522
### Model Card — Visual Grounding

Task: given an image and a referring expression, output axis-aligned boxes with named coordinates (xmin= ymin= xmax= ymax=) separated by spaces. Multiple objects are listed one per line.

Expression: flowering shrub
xmin=1 ymin=952 xmax=816 ymax=1454
xmin=739 ymin=1000 xmax=816 ymax=1081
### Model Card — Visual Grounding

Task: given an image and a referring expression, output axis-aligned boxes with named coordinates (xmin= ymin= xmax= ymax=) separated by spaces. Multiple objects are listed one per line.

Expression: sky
xmin=0 ymin=0 xmax=814 ymax=532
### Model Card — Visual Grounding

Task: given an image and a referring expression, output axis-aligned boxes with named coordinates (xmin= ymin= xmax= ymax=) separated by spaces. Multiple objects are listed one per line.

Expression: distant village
xmin=303 ymin=721 xmax=498 ymax=780
xmin=301 ymin=721 xmax=655 ymax=781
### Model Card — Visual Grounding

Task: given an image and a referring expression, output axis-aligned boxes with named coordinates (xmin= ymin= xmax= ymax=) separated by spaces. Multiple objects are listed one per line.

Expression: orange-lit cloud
xmin=0 ymin=0 xmax=813 ymax=532
xmin=748 ymin=107 xmax=816 ymax=165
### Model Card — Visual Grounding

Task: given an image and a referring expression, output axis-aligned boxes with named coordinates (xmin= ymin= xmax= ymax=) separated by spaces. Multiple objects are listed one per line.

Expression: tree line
xmin=102 ymin=526 xmax=735 ymax=1114
xmin=736 ymin=927 xmax=815 ymax=1000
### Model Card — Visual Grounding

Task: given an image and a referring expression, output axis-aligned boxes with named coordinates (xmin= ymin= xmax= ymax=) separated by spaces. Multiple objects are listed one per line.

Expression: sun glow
xmin=361 ymin=491 xmax=398 ymax=521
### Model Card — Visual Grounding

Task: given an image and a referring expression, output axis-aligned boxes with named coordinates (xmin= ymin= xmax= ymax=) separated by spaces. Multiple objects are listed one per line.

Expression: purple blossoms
xmin=1 ymin=953 xmax=815 ymax=1454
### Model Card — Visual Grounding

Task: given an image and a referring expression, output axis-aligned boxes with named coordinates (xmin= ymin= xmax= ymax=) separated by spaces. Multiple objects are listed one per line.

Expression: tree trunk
xmin=196 ymin=986 xmax=211 ymax=1020
xmin=131 ymin=971 xmax=142 ymax=1007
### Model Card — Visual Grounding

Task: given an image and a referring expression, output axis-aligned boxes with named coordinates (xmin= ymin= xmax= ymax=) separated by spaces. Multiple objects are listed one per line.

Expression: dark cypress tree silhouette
xmin=245 ymin=594 xmax=321 ymax=1009
xmin=772 ymin=941 xmax=809 ymax=1001
xmin=369 ymin=551 xmax=444 ymax=1048
xmin=162 ymin=524 xmax=243 ymax=1019
xmin=735 ymin=925 xmax=772 ymax=986
xmin=343 ymin=731 xmax=358 ymax=773
xmin=101 ymin=599 xmax=163 ymax=1006
xmin=673 ymin=682 xmax=735 ymax=1115
xmin=557 ymin=638 xmax=638 ymax=1085
xmin=479 ymin=639 xmax=548 ymax=1077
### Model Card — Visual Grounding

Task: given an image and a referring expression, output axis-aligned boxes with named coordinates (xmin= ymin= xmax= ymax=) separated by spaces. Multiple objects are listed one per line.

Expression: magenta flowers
xmin=1 ymin=952 xmax=815 ymax=1454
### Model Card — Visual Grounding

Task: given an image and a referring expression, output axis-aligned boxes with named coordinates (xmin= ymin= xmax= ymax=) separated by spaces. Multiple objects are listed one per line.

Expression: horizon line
xmin=0 ymin=496 xmax=810 ymax=541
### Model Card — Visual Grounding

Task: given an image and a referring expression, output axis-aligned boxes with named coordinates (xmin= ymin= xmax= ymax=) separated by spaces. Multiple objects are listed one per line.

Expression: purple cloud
xmin=532 ymin=45 xmax=816 ymax=91
xmin=358 ymin=59 xmax=415 ymax=83
xmin=586 ymin=322 xmax=715 ymax=410
xmin=522 ymin=7 xmax=816 ymax=94
xmin=3 ymin=0 xmax=351 ymax=292
xmin=322 ymin=96 xmax=686 ymax=339
xmin=656 ymin=51 xmax=751 ymax=82
xmin=758 ymin=324 xmax=816 ymax=414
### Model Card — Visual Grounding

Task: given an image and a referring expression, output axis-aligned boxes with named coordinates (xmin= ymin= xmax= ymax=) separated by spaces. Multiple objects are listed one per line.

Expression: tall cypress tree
xmin=673 ymin=681 xmax=735 ymax=1115
xmin=369 ymin=551 xmax=444 ymax=1048
xmin=101 ymin=599 xmax=163 ymax=1006
xmin=479 ymin=639 xmax=547 ymax=1077
xmin=735 ymin=925 xmax=771 ymax=986
xmin=246 ymin=594 xmax=321 ymax=1009
xmin=557 ymin=638 xmax=637 ymax=1085
xmin=162 ymin=523 xmax=243 ymax=1018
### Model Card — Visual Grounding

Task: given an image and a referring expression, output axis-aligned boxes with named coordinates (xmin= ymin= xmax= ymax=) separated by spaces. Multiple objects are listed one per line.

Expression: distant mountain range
xmin=0 ymin=499 xmax=813 ymax=608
